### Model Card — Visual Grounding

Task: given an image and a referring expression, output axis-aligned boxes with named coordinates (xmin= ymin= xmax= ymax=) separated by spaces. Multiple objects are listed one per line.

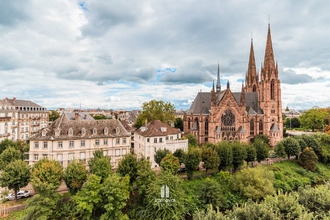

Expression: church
xmin=183 ymin=24 xmax=283 ymax=146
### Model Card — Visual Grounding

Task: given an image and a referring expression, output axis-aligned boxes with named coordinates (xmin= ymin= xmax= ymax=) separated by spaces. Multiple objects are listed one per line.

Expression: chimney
xmin=145 ymin=118 xmax=148 ymax=125
xmin=84 ymin=114 xmax=87 ymax=119
xmin=75 ymin=112 xmax=79 ymax=120
xmin=13 ymin=97 xmax=16 ymax=101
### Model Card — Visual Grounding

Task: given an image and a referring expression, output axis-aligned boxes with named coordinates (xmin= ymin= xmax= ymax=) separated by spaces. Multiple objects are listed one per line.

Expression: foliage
xmin=215 ymin=141 xmax=233 ymax=170
xmin=173 ymin=148 xmax=185 ymax=164
xmin=284 ymin=117 xmax=301 ymax=129
xmin=201 ymin=147 xmax=220 ymax=174
xmin=299 ymin=108 xmax=328 ymax=131
xmin=154 ymin=148 xmax=171 ymax=166
xmin=245 ymin=144 xmax=256 ymax=166
xmin=175 ymin=118 xmax=183 ymax=131
xmin=183 ymin=148 xmax=201 ymax=180
xmin=299 ymin=147 xmax=318 ymax=172
xmin=117 ymin=153 xmax=139 ymax=185
xmin=280 ymin=137 xmax=300 ymax=159
xmin=0 ymin=160 xmax=30 ymax=200
xmin=136 ymin=157 xmax=156 ymax=205
xmin=294 ymin=136 xmax=308 ymax=151
xmin=134 ymin=99 xmax=176 ymax=128
xmin=0 ymin=146 xmax=22 ymax=169
xmin=231 ymin=141 xmax=246 ymax=171
xmin=186 ymin=133 xmax=198 ymax=146
xmin=93 ymin=115 xmax=109 ymax=120
xmin=49 ymin=110 xmax=60 ymax=121
xmin=253 ymin=134 xmax=270 ymax=146
xmin=198 ymin=178 xmax=222 ymax=209
xmin=275 ymin=141 xmax=287 ymax=158
xmin=0 ymin=139 xmax=18 ymax=155
xmin=160 ymin=154 xmax=180 ymax=174
xmin=301 ymin=134 xmax=321 ymax=156
xmin=193 ymin=204 xmax=227 ymax=220
xmin=88 ymin=150 xmax=112 ymax=182
xmin=232 ymin=166 xmax=275 ymax=201
xmin=64 ymin=159 xmax=88 ymax=195
xmin=254 ymin=139 xmax=269 ymax=163
xmin=145 ymin=171 xmax=186 ymax=220
xmin=31 ymin=158 xmax=63 ymax=194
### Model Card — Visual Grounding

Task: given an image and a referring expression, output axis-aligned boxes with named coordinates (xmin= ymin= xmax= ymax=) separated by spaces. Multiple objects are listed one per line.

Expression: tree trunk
xmin=15 ymin=191 xmax=18 ymax=201
xmin=288 ymin=155 xmax=290 ymax=160
xmin=206 ymin=168 xmax=208 ymax=175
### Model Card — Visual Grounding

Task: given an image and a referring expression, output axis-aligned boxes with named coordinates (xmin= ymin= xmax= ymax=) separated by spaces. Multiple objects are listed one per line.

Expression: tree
xmin=301 ymin=135 xmax=321 ymax=156
xmin=0 ymin=146 xmax=22 ymax=169
xmin=64 ymin=159 xmax=88 ymax=195
xmin=232 ymin=166 xmax=275 ymax=201
xmin=294 ymin=136 xmax=308 ymax=151
xmin=253 ymin=134 xmax=270 ymax=146
xmin=173 ymin=149 xmax=185 ymax=165
xmin=201 ymin=147 xmax=220 ymax=174
xmin=145 ymin=171 xmax=186 ymax=220
xmin=160 ymin=154 xmax=180 ymax=174
xmin=154 ymin=148 xmax=171 ymax=166
xmin=49 ymin=110 xmax=60 ymax=121
xmin=285 ymin=106 xmax=290 ymax=111
xmin=231 ymin=141 xmax=246 ymax=171
xmin=280 ymin=137 xmax=300 ymax=159
xmin=183 ymin=148 xmax=201 ymax=180
xmin=254 ymin=139 xmax=269 ymax=163
xmin=216 ymin=141 xmax=233 ymax=170
xmin=198 ymin=178 xmax=222 ymax=209
xmin=31 ymin=158 xmax=63 ymax=194
xmin=175 ymin=118 xmax=183 ymax=131
xmin=88 ymin=150 xmax=112 ymax=182
xmin=299 ymin=108 xmax=328 ymax=131
xmin=186 ymin=133 xmax=198 ymax=146
xmin=275 ymin=142 xmax=286 ymax=158
xmin=134 ymin=100 xmax=176 ymax=128
xmin=136 ymin=157 xmax=156 ymax=205
xmin=299 ymin=147 xmax=318 ymax=172
xmin=245 ymin=144 xmax=256 ymax=166
xmin=0 ymin=160 xmax=30 ymax=200
xmin=117 ymin=153 xmax=139 ymax=185
xmin=93 ymin=115 xmax=110 ymax=120
xmin=0 ymin=139 xmax=17 ymax=155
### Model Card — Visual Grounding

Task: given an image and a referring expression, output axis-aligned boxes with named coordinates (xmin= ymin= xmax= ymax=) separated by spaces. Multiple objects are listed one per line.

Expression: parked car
xmin=4 ymin=191 xmax=30 ymax=200
xmin=177 ymin=167 xmax=187 ymax=173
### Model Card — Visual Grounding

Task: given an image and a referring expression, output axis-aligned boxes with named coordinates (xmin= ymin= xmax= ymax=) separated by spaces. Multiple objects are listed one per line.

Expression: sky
xmin=0 ymin=0 xmax=329 ymax=111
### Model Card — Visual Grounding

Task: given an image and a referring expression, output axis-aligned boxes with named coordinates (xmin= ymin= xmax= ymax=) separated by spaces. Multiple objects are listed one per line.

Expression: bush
xmin=154 ymin=148 xmax=171 ymax=166
xmin=198 ymin=178 xmax=222 ymax=209
xmin=160 ymin=154 xmax=180 ymax=174
xmin=299 ymin=148 xmax=318 ymax=172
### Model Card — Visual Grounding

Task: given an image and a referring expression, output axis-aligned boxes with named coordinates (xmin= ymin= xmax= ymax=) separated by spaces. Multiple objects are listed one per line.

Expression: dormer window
xmin=140 ymin=127 xmax=148 ymax=132
xmin=55 ymin=129 xmax=60 ymax=137
xmin=93 ymin=128 xmax=97 ymax=135
xmin=104 ymin=127 xmax=108 ymax=135
xmin=42 ymin=130 xmax=46 ymax=137
xmin=68 ymin=128 xmax=73 ymax=136
xmin=81 ymin=128 xmax=86 ymax=136
xmin=161 ymin=127 xmax=167 ymax=132
xmin=116 ymin=127 xmax=120 ymax=135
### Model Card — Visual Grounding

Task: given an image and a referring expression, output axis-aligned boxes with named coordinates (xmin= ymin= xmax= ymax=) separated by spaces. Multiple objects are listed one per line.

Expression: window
xmin=123 ymin=138 xmax=126 ymax=144
xmin=116 ymin=149 xmax=120 ymax=156
xmin=34 ymin=154 xmax=39 ymax=161
xmin=81 ymin=128 xmax=86 ymax=136
xmin=170 ymin=136 xmax=173 ymax=140
xmin=43 ymin=142 xmax=48 ymax=149
xmin=26 ymin=134 xmax=28 ymax=139
xmin=188 ymin=118 xmax=191 ymax=129
xmin=147 ymin=138 xmax=150 ymax=142
xmin=25 ymin=127 xmax=28 ymax=132
xmin=69 ymin=153 xmax=74 ymax=163
xmin=95 ymin=140 xmax=100 ymax=146
xmin=166 ymin=136 xmax=169 ymax=140
xmin=68 ymin=128 xmax=73 ymax=136
xmin=104 ymin=127 xmax=108 ymax=135
xmin=205 ymin=118 xmax=209 ymax=135
xmin=104 ymin=139 xmax=108 ymax=145
xmin=93 ymin=128 xmax=97 ymax=135
xmin=35 ymin=142 xmax=39 ymax=148
xmin=80 ymin=152 xmax=86 ymax=162
xmin=259 ymin=119 xmax=263 ymax=135
xmin=123 ymin=149 xmax=126 ymax=155
xmin=42 ymin=154 xmax=48 ymax=159
xmin=69 ymin=141 xmax=74 ymax=147
xmin=81 ymin=140 xmax=85 ymax=147
xmin=271 ymin=79 xmax=275 ymax=100
xmin=250 ymin=119 xmax=254 ymax=135
xmin=57 ymin=154 xmax=63 ymax=164
xmin=103 ymin=150 xmax=108 ymax=156
xmin=253 ymin=85 xmax=257 ymax=92
xmin=159 ymin=138 xmax=163 ymax=143
xmin=154 ymin=138 xmax=157 ymax=143
xmin=58 ymin=141 xmax=63 ymax=148
xmin=271 ymin=110 xmax=275 ymax=114
xmin=116 ymin=138 xmax=120 ymax=144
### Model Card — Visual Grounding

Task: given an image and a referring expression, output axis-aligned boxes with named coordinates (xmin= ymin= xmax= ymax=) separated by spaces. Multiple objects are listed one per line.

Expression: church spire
xmin=247 ymin=38 xmax=257 ymax=84
xmin=227 ymin=80 xmax=230 ymax=89
xmin=216 ymin=63 xmax=221 ymax=92
xmin=264 ymin=23 xmax=275 ymax=70
xmin=240 ymin=82 xmax=246 ymax=106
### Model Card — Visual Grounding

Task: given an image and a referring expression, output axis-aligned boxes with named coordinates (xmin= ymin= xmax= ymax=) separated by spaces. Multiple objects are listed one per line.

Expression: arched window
xmin=205 ymin=118 xmax=209 ymax=135
xmin=194 ymin=118 xmax=199 ymax=130
xmin=68 ymin=128 xmax=73 ymax=136
xmin=250 ymin=119 xmax=254 ymax=135
xmin=188 ymin=118 xmax=191 ymax=129
xmin=271 ymin=79 xmax=275 ymax=100
xmin=253 ymin=85 xmax=257 ymax=92
xmin=259 ymin=119 xmax=263 ymax=134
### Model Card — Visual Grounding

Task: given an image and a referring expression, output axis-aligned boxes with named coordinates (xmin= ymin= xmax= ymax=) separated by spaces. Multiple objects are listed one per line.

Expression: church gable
xmin=217 ymin=89 xmax=241 ymax=109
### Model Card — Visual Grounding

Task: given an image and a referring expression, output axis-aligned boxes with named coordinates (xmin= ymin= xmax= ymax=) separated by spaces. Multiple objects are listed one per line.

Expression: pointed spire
xmin=247 ymin=38 xmax=257 ymax=86
xmin=212 ymin=80 xmax=215 ymax=92
xmin=227 ymin=80 xmax=230 ymax=89
xmin=216 ymin=63 xmax=221 ymax=92
xmin=240 ymin=82 xmax=246 ymax=106
xmin=264 ymin=23 xmax=275 ymax=70
xmin=211 ymin=81 xmax=216 ymax=105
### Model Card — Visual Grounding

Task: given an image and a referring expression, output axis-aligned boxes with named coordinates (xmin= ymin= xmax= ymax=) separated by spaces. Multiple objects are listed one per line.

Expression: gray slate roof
xmin=65 ymin=112 xmax=94 ymax=121
xmin=270 ymin=123 xmax=280 ymax=132
xmin=186 ymin=92 xmax=212 ymax=115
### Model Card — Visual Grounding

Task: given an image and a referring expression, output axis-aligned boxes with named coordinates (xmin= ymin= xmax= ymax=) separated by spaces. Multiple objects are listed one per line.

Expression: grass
xmin=1 ymin=197 xmax=29 ymax=207
xmin=0 ymin=209 xmax=25 ymax=219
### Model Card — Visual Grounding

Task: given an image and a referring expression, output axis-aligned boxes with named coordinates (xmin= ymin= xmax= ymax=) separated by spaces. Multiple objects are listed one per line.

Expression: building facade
xmin=183 ymin=25 xmax=283 ymax=146
xmin=0 ymin=98 xmax=48 ymax=142
xmin=28 ymin=113 xmax=130 ymax=169
xmin=134 ymin=120 xmax=188 ymax=168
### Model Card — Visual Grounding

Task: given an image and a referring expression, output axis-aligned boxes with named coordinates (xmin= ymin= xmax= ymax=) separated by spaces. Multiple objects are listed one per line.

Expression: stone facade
xmin=184 ymin=25 xmax=283 ymax=146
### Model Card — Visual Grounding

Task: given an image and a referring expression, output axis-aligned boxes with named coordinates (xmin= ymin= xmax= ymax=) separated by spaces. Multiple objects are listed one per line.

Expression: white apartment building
xmin=28 ymin=112 xmax=130 ymax=169
xmin=0 ymin=98 xmax=48 ymax=142
xmin=134 ymin=120 xmax=188 ymax=168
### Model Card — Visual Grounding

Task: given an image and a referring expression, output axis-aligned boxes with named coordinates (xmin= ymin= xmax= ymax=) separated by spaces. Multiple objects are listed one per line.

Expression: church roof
xmin=186 ymin=92 xmax=212 ymax=115
xmin=270 ymin=123 xmax=280 ymax=132
xmin=232 ymin=92 xmax=258 ymax=109
xmin=237 ymin=126 xmax=246 ymax=133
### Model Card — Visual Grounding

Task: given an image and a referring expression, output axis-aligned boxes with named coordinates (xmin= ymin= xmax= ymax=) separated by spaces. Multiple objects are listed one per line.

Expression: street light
xmin=290 ymin=112 xmax=293 ymax=130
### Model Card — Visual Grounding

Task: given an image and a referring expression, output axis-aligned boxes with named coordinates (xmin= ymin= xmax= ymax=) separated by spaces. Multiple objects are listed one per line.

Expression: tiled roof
xmin=120 ymin=120 xmax=135 ymax=132
xmin=135 ymin=120 xmax=180 ymax=137
xmin=65 ymin=112 xmax=94 ymax=121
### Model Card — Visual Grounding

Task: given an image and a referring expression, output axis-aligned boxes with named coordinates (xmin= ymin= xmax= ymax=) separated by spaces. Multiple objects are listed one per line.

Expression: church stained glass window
xmin=221 ymin=110 xmax=235 ymax=126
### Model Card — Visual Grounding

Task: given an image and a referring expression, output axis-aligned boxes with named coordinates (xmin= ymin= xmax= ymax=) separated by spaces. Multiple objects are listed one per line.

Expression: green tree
xmin=275 ymin=142 xmax=287 ymax=158
xmin=175 ymin=118 xmax=183 ymax=131
xmin=301 ymin=135 xmax=321 ymax=156
xmin=285 ymin=106 xmax=290 ymax=111
xmin=160 ymin=154 xmax=180 ymax=174
xmin=294 ymin=136 xmax=308 ymax=151
xmin=88 ymin=150 xmax=112 ymax=182
xmin=216 ymin=141 xmax=233 ymax=170
xmin=134 ymin=100 xmax=176 ymax=128
xmin=198 ymin=178 xmax=222 ymax=209
xmin=280 ymin=137 xmax=300 ymax=159
xmin=93 ymin=115 xmax=110 ymax=120
xmin=245 ymin=144 xmax=256 ymax=166
xmin=154 ymin=148 xmax=171 ymax=166
xmin=201 ymin=147 xmax=220 ymax=174
xmin=253 ymin=134 xmax=270 ymax=146
xmin=173 ymin=148 xmax=185 ymax=165
xmin=31 ymin=159 xmax=63 ymax=194
xmin=117 ymin=153 xmax=139 ymax=185
xmin=145 ymin=171 xmax=186 ymax=220
xmin=231 ymin=141 xmax=246 ymax=171
xmin=299 ymin=147 xmax=318 ymax=172
xmin=0 ymin=146 xmax=22 ymax=169
xmin=299 ymin=108 xmax=328 ymax=131
xmin=254 ymin=139 xmax=269 ymax=163
xmin=183 ymin=148 xmax=201 ymax=180
xmin=0 ymin=139 xmax=17 ymax=155
xmin=232 ymin=166 xmax=275 ymax=201
xmin=0 ymin=160 xmax=30 ymax=200
xmin=64 ymin=159 xmax=88 ymax=195
xmin=136 ymin=157 xmax=156 ymax=205
xmin=193 ymin=204 xmax=226 ymax=220
xmin=49 ymin=110 xmax=60 ymax=121
xmin=186 ymin=133 xmax=198 ymax=146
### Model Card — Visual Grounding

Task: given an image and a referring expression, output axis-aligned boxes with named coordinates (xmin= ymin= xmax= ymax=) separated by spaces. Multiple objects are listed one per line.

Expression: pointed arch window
xmin=253 ymin=85 xmax=257 ymax=92
xmin=194 ymin=118 xmax=199 ymax=130
xmin=259 ymin=119 xmax=263 ymax=134
xmin=205 ymin=118 xmax=209 ymax=135
xmin=250 ymin=119 xmax=254 ymax=135
xmin=188 ymin=118 xmax=191 ymax=129
xmin=68 ymin=128 xmax=73 ymax=136
xmin=271 ymin=79 xmax=275 ymax=100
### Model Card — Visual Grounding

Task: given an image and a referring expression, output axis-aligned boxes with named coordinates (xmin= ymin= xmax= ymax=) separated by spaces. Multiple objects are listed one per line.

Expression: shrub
xmin=154 ymin=148 xmax=171 ymax=166
xmin=160 ymin=154 xmax=180 ymax=174
xmin=198 ymin=178 xmax=222 ymax=209
xmin=299 ymin=147 xmax=318 ymax=172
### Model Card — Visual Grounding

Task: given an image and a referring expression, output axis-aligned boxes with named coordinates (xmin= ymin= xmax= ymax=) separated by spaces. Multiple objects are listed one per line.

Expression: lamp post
xmin=290 ymin=112 xmax=293 ymax=130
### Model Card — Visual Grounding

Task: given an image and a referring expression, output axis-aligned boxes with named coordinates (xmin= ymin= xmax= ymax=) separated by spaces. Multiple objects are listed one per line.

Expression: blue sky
xmin=0 ymin=0 xmax=329 ymax=111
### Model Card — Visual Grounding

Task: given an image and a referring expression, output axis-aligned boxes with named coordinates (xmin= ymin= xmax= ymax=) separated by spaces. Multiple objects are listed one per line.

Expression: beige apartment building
xmin=134 ymin=120 xmax=188 ymax=168
xmin=0 ymin=98 xmax=48 ymax=142
xmin=28 ymin=112 xmax=130 ymax=169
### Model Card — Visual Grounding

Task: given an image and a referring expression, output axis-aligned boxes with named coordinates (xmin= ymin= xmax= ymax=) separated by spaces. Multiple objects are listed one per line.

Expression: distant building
xmin=134 ymin=120 xmax=188 ymax=168
xmin=175 ymin=110 xmax=185 ymax=119
xmin=0 ymin=98 xmax=49 ymax=142
xmin=283 ymin=110 xmax=301 ymax=119
xmin=120 ymin=120 xmax=135 ymax=149
xmin=28 ymin=113 xmax=130 ymax=169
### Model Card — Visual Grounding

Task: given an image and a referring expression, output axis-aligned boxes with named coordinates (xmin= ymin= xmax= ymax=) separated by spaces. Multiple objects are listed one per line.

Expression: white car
xmin=4 ymin=191 xmax=30 ymax=200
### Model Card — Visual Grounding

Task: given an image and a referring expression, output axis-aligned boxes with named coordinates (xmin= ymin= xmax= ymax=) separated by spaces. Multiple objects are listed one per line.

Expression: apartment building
xmin=0 ymin=98 xmax=48 ymax=142
xmin=134 ymin=120 xmax=188 ymax=168
xmin=28 ymin=112 xmax=130 ymax=169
